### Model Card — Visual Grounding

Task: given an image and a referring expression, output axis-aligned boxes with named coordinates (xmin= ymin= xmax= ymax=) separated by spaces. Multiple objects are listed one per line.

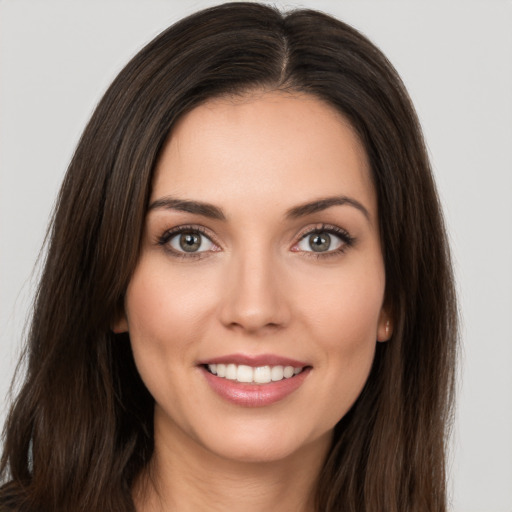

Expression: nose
xmin=218 ymin=248 xmax=291 ymax=334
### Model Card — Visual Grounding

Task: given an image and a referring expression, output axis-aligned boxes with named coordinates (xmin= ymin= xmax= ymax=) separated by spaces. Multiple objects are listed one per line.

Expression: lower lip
xmin=201 ymin=367 xmax=311 ymax=407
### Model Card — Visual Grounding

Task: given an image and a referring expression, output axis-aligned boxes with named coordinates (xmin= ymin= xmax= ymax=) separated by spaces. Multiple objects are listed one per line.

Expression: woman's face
xmin=117 ymin=91 xmax=390 ymax=464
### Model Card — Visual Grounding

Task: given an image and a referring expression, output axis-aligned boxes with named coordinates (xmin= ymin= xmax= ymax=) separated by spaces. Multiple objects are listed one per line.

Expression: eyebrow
xmin=148 ymin=196 xmax=226 ymax=220
xmin=148 ymin=194 xmax=370 ymax=222
xmin=285 ymin=196 xmax=370 ymax=221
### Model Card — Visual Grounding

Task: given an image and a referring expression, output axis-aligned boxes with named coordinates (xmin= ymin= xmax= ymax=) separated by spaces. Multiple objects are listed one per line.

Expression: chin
xmin=186 ymin=416 xmax=334 ymax=466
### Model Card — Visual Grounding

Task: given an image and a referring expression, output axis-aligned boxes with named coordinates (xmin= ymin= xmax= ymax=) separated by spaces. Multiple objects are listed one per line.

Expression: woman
xmin=0 ymin=2 xmax=457 ymax=511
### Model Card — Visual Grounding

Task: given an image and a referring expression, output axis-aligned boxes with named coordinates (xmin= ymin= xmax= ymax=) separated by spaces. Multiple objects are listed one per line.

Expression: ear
xmin=376 ymin=307 xmax=393 ymax=343
xmin=111 ymin=309 xmax=129 ymax=334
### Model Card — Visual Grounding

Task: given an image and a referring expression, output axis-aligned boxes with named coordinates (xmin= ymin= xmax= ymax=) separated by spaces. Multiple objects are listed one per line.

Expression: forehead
xmin=152 ymin=91 xmax=376 ymax=221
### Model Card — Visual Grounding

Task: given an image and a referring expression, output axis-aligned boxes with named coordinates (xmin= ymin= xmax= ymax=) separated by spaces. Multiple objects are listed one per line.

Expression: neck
xmin=133 ymin=415 xmax=331 ymax=512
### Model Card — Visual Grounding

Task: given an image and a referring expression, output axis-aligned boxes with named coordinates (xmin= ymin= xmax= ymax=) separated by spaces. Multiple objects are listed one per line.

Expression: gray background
xmin=1 ymin=1 xmax=511 ymax=510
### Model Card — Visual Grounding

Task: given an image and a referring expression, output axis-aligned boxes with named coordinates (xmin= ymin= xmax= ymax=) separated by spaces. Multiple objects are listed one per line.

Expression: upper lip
xmin=198 ymin=353 xmax=309 ymax=368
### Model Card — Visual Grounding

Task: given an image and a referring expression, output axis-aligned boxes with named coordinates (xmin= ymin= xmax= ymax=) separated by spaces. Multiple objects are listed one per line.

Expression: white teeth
xmin=206 ymin=363 xmax=304 ymax=384
xmin=237 ymin=365 xmax=253 ymax=383
xmin=270 ymin=365 xmax=284 ymax=381
xmin=226 ymin=364 xmax=237 ymax=380
xmin=283 ymin=366 xmax=294 ymax=378
xmin=254 ymin=366 xmax=271 ymax=383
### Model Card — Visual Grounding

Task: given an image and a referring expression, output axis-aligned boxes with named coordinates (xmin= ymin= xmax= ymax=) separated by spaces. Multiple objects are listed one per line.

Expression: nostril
xmin=216 ymin=259 xmax=291 ymax=331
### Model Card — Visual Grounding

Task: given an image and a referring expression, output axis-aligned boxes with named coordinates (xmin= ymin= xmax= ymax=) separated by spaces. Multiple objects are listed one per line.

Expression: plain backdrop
xmin=1 ymin=1 xmax=511 ymax=511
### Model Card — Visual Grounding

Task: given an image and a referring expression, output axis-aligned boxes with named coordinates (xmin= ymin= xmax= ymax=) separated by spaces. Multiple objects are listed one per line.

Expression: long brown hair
xmin=0 ymin=3 xmax=457 ymax=511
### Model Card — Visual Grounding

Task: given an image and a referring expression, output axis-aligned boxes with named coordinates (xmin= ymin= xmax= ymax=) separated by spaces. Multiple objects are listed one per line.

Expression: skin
xmin=116 ymin=90 xmax=391 ymax=511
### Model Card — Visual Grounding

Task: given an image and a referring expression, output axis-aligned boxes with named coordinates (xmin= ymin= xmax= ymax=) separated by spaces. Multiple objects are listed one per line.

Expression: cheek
xmin=295 ymin=261 xmax=384 ymax=417
xmin=125 ymin=260 xmax=215 ymax=342
xmin=123 ymin=259 xmax=218 ymax=393
xmin=311 ymin=285 xmax=380 ymax=377
xmin=298 ymin=260 xmax=385 ymax=344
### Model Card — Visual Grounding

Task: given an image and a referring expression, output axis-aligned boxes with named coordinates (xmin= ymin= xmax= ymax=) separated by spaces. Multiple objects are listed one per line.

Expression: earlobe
xmin=111 ymin=313 xmax=129 ymax=334
xmin=377 ymin=310 xmax=393 ymax=342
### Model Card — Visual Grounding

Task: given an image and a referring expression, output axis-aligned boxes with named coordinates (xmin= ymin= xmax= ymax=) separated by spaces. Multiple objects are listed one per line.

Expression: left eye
xmin=297 ymin=231 xmax=344 ymax=253
xmin=168 ymin=231 xmax=215 ymax=253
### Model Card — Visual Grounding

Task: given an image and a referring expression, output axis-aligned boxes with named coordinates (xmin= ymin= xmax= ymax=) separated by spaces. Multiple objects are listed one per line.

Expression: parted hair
xmin=0 ymin=3 xmax=457 ymax=511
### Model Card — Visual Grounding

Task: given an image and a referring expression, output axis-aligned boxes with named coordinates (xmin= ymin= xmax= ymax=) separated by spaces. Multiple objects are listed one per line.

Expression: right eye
xmin=167 ymin=230 xmax=216 ymax=253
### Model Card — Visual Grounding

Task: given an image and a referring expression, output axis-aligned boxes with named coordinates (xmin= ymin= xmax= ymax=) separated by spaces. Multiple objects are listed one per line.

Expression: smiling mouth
xmin=204 ymin=364 xmax=306 ymax=384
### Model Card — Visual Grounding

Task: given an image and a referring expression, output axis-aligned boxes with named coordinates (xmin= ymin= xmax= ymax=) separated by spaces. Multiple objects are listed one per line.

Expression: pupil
xmin=180 ymin=233 xmax=201 ymax=252
xmin=310 ymin=233 xmax=330 ymax=252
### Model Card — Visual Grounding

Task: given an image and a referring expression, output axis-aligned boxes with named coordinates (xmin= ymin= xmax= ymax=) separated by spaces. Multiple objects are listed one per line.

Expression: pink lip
xmin=198 ymin=353 xmax=309 ymax=368
xmin=201 ymin=366 xmax=311 ymax=408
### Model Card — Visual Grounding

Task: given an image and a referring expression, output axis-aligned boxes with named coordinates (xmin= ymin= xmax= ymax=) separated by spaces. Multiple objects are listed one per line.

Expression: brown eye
xmin=169 ymin=231 xmax=215 ymax=253
xmin=297 ymin=230 xmax=345 ymax=253
xmin=309 ymin=233 xmax=331 ymax=252
xmin=180 ymin=233 xmax=201 ymax=252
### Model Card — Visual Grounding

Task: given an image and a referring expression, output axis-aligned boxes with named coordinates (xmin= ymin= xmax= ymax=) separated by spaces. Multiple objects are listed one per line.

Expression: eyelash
xmin=156 ymin=223 xmax=356 ymax=260
xmin=294 ymin=224 xmax=356 ymax=259
xmin=157 ymin=225 xmax=218 ymax=260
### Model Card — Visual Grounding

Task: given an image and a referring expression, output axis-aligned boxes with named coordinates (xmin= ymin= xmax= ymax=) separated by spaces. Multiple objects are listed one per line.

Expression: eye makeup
xmin=156 ymin=224 xmax=220 ymax=260
xmin=292 ymin=223 xmax=356 ymax=260
xmin=155 ymin=221 xmax=356 ymax=261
